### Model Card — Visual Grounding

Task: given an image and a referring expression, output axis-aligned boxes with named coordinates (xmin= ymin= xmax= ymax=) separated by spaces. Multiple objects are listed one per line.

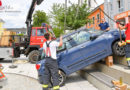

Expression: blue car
xmin=36 ymin=28 xmax=125 ymax=86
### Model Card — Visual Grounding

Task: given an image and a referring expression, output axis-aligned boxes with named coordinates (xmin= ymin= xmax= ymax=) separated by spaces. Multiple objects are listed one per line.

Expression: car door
xmin=58 ymin=33 xmax=86 ymax=74
xmin=77 ymin=31 xmax=108 ymax=65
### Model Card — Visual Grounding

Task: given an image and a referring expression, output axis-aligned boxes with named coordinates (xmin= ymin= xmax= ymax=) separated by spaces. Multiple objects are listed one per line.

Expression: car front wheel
xmin=58 ymin=70 xmax=66 ymax=86
xmin=112 ymin=41 xmax=125 ymax=56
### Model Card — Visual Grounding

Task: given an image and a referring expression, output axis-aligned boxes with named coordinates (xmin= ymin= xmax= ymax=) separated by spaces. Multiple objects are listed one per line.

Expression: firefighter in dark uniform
xmin=42 ymin=33 xmax=63 ymax=90
xmin=119 ymin=16 xmax=130 ymax=68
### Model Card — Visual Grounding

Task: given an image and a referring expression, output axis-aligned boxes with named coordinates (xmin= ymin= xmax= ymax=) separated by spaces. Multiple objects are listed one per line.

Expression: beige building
xmin=0 ymin=19 xmax=5 ymax=37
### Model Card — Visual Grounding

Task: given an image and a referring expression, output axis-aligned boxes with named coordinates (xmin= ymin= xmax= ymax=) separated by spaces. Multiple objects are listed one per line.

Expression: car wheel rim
xmin=58 ymin=72 xmax=64 ymax=85
xmin=115 ymin=43 xmax=125 ymax=55
xmin=50 ymin=72 xmax=64 ymax=85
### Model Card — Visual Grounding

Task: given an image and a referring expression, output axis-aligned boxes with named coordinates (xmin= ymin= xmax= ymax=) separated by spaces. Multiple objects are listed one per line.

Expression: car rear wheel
xmin=112 ymin=41 xmax=125 ymax=56
xmin=38 ymin=70 xmax=66 ymax=87
xmin=28 ymin=50 xmax=40 ymax=63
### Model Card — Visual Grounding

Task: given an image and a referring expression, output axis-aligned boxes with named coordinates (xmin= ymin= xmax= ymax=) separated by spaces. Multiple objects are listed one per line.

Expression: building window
xmin=117 ymin=0 xmax=121 ymax=8
xmin=110 ymin=3 xmax=113 ymax=10
xmin=88 ymin=0 xmax=91 ymax=7
xmin=97 ymin=14 xmax=100 ymax=23
xmin=118 ymin=0 xmax=124 ymax=12
xmin=89 ymin=22 xmax=91 ymax=26
xmin=92 ymin=17 xmax=95 ymax=24
xmin=129 ymin=1 xmax=130 ymax=10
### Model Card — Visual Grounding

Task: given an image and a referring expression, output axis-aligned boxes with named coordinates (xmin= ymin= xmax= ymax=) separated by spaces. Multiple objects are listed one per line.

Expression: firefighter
xmin=119 ymin=16 xmax=130 ymax=68
xmin=99 ymin=18 xmax=110 ymax=31
xmin=42 ymin=33 xmax=63 ymax=90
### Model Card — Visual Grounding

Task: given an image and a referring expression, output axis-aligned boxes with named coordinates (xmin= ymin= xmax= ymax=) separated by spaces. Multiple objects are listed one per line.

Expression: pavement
xmin=0 ymin=57 xmax=98 ymax=90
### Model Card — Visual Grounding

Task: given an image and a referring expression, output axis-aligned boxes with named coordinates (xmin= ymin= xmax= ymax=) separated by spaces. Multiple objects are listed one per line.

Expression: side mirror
xmin=90 ymin=34 xmax=98 ymax=40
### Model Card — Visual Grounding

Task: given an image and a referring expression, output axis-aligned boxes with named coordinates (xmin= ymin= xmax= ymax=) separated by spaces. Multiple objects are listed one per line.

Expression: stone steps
xmin=95 ymin=62 xmax=130 ymax=85
xmin=78 ymin=69 xmax=115 ymax=90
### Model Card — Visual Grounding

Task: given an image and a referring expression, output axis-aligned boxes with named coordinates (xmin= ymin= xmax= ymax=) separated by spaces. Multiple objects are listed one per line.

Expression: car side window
xmin=37 ymin=29 xmax=46 ymax=36
xmin=57 ymin=38 xmax=72 ymax=51
xmin=77 ymin=31 xmax=90 ymax=45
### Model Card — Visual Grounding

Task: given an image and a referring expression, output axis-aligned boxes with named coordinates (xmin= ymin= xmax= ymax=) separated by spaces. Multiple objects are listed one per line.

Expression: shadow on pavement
xmin=65 ymin=73 xmax=86 ymax=84
xmin=0 ymin=60 xmax=12 ymax=63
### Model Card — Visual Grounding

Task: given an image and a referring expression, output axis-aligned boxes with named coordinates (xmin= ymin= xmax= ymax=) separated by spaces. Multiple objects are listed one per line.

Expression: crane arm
xmin=25 ymin=0 xmax=44 ymax=43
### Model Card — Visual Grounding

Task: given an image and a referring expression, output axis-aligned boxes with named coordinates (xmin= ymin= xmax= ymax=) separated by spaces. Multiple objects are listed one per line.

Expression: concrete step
xmin=95 ymin=62 xmax=130 ymax=85
xmin=113 ymin=56 xmax=128 ymax=66
xmin=78 ymin=69 xmax=115 ymax=90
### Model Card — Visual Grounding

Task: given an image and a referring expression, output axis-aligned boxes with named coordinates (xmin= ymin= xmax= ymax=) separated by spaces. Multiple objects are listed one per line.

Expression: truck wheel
xmin=112 ymin=41 xmax=125 ymax=56
xmin=28 ymin=50 xmax=40 ymax=63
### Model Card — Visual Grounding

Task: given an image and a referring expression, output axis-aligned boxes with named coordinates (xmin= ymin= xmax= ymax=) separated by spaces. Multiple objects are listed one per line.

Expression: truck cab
xmin=30 ymin=25 xmax=55 ymax=48
xmin=25 ymin=24 xmax=56 ymax=63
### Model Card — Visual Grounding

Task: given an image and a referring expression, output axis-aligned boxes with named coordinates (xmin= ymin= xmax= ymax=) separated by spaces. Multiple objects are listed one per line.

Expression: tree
xmin=50 ymin=0 xmax=91 ymax=31
xmin=33 ymin=10 xmax=49 ymax=27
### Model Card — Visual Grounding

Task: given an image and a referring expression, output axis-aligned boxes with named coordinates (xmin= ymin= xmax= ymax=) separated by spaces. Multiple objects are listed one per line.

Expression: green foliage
xmin=50 ymin=0 xmax=91 ymax=31
xmin=17 ymin=33 xmax=24 ymax=36
xmin=33 ymin=10 xmax=49 ymax=27
xmin=53 ymin=28 xmax=64 ymax=38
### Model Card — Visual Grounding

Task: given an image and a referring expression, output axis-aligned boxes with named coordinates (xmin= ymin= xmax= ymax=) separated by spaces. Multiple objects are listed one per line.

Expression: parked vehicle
xmin=0 ymin=0 xmax=56 ymax=63
xmin=36 ymin=28 xmax=126 ymax=86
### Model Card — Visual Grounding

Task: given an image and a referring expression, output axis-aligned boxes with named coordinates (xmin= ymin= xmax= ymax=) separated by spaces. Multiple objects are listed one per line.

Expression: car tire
xmin=28 ymin=50 xmax=40 ymax=63
xmin=38 ymin=70 xmax=66 ymax=87
xmin=0 ymin=58 xmax=4 ymax=61
xmin=112 ymin=41 xmax=125 ymax=56
xmin=58 ymin=70 xmax=66 ymax=86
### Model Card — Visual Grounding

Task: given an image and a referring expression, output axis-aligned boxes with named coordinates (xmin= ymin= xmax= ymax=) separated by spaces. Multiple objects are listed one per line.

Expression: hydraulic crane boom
xmin=25 ymin=0 xmax=44 ymax=44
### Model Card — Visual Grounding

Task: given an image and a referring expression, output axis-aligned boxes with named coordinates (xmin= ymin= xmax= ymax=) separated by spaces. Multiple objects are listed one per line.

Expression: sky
xmin=0 ymin=0 xmax=104 ymax=28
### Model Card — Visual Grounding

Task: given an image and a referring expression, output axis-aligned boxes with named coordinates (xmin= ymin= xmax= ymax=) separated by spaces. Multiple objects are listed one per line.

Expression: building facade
xmin=86 ymin=4 xmax=104 ymax=30
xmin=104 ymin=0 xmax=130 ymax=29
xmin=0 ymin=19 xmax=5 ymax=38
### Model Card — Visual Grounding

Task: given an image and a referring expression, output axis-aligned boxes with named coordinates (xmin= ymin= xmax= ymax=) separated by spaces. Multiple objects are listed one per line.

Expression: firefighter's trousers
xmin=125 ymin=43 xmax=130 ymax=67
xmin=43 ymin=57 xmax=59 ymax=89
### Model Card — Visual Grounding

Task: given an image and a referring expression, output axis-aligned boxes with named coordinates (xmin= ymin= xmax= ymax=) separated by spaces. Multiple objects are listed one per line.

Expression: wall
xmin=105 ymin=0 xmax=130 ymax=29
xmin=0 ymin=22 xmax=5 ymax=38
xmin=86 ymin=4 xmax=104 ymax=30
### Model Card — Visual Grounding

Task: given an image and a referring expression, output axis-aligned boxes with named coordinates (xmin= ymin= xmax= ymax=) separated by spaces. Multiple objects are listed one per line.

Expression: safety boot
xmin=53 ymin=85 xmax=60 ymax=90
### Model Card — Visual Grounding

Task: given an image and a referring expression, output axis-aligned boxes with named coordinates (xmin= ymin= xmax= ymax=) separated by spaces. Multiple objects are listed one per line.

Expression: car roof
xmin=58 ymin=28 xmax=87 ymax=40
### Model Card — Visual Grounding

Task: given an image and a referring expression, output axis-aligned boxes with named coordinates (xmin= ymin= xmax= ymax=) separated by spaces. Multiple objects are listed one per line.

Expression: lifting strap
xmin=44 ymin=41 xmax=52 ymax=57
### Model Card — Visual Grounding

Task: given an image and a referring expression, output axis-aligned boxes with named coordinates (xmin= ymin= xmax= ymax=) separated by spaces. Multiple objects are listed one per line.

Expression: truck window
xmin=37 ymin=29 xmax=46 ymax=36
xmin=32 ymin=29 xmax=36 ymax=36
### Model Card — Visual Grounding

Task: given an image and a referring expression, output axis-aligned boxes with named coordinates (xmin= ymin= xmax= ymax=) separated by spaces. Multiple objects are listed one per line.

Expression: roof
xmin=90 ymin=3 xmax=104 ymax=14
xmin=6 ymin=28 xmax=27 ymax=32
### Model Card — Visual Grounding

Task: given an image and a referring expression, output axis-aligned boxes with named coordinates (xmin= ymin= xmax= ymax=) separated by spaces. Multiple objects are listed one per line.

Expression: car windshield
xmin=87 ymin=29 xmax=104 ymax=35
